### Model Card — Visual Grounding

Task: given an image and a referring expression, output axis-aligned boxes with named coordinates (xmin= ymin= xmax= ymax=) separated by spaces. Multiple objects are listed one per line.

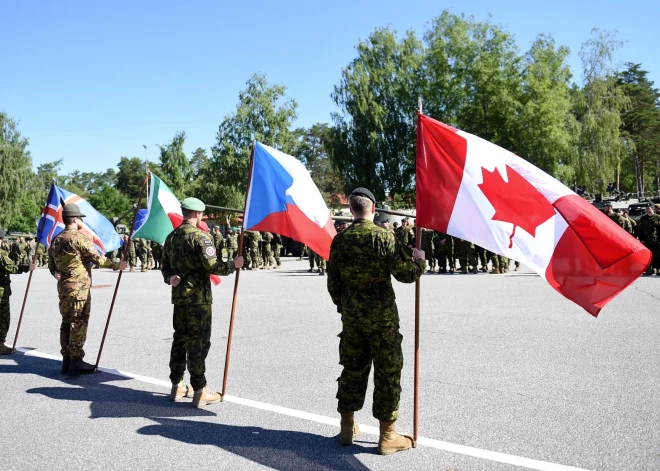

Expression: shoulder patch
xmin=205 ymin=246 xmax=216 ymax=258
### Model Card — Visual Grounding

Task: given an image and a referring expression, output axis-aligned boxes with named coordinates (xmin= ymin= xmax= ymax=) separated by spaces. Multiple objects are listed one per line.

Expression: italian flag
xmin=132 ymin=174 xmax=183 ymax=244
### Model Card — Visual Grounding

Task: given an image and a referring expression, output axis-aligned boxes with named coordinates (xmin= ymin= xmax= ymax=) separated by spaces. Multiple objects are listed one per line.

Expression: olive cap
xmin=62 ymin=203 xmax=86 ymax=218
xmin=181 ymin=197 xmax=205 ymax=212
xmin=350 ymin=187 xmax=376 ymax=204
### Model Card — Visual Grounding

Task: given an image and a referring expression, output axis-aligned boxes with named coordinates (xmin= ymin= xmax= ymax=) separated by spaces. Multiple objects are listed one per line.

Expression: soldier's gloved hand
xmin=412 ymin=248 xmax=425 ymax=260
xmin=169 ymin=275 xmax=182 ymax=287
xmin=233 ymin=256 xmax=244 ymax=269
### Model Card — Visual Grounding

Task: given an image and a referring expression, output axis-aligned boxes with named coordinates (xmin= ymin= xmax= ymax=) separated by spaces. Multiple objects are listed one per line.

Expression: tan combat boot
xmin=339 ymin=413 xmax=360 ymax=445
xmin=0 ymin=342 xmax=13 ymax=355
xmin=378 ymin=420 xmax=415 ymax=455
xmin=192 ymin=387 xmax=222 ymax=407
xmin=170 ymin=382 xmax=194 ymax=402
xmin=489 ymin=268 xmax=499 ymax=274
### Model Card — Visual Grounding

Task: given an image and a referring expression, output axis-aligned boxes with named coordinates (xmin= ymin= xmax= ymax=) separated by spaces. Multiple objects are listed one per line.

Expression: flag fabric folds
xmin=37 ymin=184 xmax=122 ymax=254
xmin=243 ymin=142 xmax=336 ymax=260
xmin=132 ymin=174 xmax=183 ymax=244
xmin=416 ymin=113 xmax=651 ymax=317
xmin=132 ymin=174 xmax=219 ymax=285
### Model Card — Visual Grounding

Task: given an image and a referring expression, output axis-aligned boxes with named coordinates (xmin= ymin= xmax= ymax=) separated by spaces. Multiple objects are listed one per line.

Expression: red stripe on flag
xmin=416 ymin=113 xmax=467 ymax=232
xmin=546 ymin=195 xmax=652 ymax=317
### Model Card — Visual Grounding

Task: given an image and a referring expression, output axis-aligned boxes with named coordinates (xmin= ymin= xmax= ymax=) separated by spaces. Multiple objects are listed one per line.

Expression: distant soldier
xmin=637 ymin=205 xmax=660 ymax=275
xmin=146 ymin=240 xmax=156 ymax=269
xmin=434 ymin=231 xmax=454 ymax=274
xmin=261 ymin=232 xmax=274 ymax=269
xmin=161 ymin=198 xmax=243 ymax=406
xmin=36 ymin=243 xmax=46 ymax=267
xmin=271 ymin=233 xmax=282 ymax=268
xmin=242 ymin=231 xmax=253 ymax=269
xmin=474 ymin=245 xmax=489 ymax=272
xmin=456 ymin=238 xmax=478 ymax=274
xmin=327 ymin=187 xmax=425 ymax=454
xmin=308 ymin=248 xmax=319 ymax=272
xmin=135 ymin=238 xmax=150 ymax=272
xmin=250 ymin=231 xmax=263 ymax=269
xmin=420 ymin=228 xmax=435 ymax=273
xmin=213 ymin=227 xmax=224 ymax=254
xmin=604 ymin=203 xmax=627 ymax=230
xmin=152 ymin=242 xmax=163 ymax=270
xmin=226 ymin=228 xmax=239 ymax=261
xmin=0 ymin=230 xmax=31 ymax=355
xmin=48 ymin=204 xmax=123 ymax=374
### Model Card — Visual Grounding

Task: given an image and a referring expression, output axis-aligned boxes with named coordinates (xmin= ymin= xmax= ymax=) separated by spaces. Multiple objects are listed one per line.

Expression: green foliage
xmin=86 ymin=184 xmax=133 ymax=220
xmin=293 ymin=124 xmax=344 ymax=205
xmin=158 ymin=131 xmax=191 ymax=198
xmin=0 ymin=112 xmax=33 ymax=230
xmin=327 ymin=27 xmax=423 ymax=200
xmin=202 ymin=73 xmax=298 ymax=208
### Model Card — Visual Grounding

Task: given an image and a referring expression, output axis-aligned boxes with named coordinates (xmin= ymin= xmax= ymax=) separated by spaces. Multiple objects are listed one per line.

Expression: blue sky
xmin=2 ymin=0 xmax=658 ymax=174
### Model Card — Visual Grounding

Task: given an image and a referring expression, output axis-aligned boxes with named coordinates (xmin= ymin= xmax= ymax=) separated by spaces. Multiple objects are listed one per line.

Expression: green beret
xmin=181 ymin=197 xmax=205 ymax=212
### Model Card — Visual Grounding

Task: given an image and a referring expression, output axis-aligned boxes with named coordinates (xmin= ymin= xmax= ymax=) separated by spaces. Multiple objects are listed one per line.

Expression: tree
xmin=573 ymin=29 xmax=630 ymax=193
xmin=0 ymin=112 xmax=33 ymax=230
xmin=327 ymin=27 xmax=424 ymax=200
xmin=116 ymin=157 xmax=149 ymax=201
xmin=158 ymin=131 xmax=191 ymax=198
xmin=189 ymin=147 xmax=209 ymax=198
xmin=617 ymin=63 xmax=660 ymax=195
xmin=86 ymin=184 xmax=133 ymax=219
xmin=293 ymin=124 xmax=345 ymax=205
xmin=515 ymin=35 xmax=578 ymax=176
xmin=202 ymin=73 xmax=298 ymax=208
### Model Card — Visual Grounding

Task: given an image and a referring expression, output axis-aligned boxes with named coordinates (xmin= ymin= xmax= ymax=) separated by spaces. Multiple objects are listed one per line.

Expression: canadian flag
xmin=416 ymin=113 xmax=651 ymax=317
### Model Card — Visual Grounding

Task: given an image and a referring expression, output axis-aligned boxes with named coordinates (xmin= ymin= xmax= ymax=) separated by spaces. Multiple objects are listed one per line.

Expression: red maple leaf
xmin=478 ymin=165 xmax=555 ymax=248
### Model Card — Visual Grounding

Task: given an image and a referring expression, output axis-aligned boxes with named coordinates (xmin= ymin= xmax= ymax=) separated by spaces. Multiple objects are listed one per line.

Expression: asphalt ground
xmin=1 ymin=258 xmax=659 ymax=470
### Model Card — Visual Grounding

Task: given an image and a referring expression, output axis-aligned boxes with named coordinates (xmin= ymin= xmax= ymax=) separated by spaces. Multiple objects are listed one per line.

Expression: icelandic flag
xmin=37 ymin=184 xmax=123 ymax=254
xmin=243 ymin=142 xmax=336 ymax=260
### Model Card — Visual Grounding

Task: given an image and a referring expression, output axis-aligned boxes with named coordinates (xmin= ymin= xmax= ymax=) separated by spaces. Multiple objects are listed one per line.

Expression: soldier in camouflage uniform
xmin=135 ymin=238 xmax=150 ymax=272
xmin=151 ymin=242 xmax=162 ymax=270
xmin=48 ymin=204 xmax=123 ymax=374
xmin=0 ymin=231 xmax=31 ymax=355
xmin=261 ymin=231 xmax=274 ymax=269
xmin=420 ymin=228 xmax=435 ymax=273
xmin=251 ymin=230 xmax=263 ymax=269
xmin=226 ymin=228 xmax=239 ymax=261
xmin=271 ymin=233 xmax=282 ymax=268
xmin=474 ymin=245 xmax=489 ymax=272
xmin=308 ymin=248 xmax=319 ymax=272
xmin=242 ymin=230 xmax=253 ymax=269
xmin=327 ymin=188 xmax=426 ymax=455
xmin=456 ymin=238 xmax=478 ymax=274
xmin=213 ymin=227 xmax=224 ymax=255
xmin=637 ymin=205 xmax=660 ymax=275
xmin=434 ymin=232 xmax=455 ymax=273
xmin=604 ymin=204 xmax=628 ymax=230
xmin=161 ymin=198 xmax=243 ymax=407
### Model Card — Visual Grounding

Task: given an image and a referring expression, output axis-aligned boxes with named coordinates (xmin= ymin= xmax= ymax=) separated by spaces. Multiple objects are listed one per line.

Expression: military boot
xmin=460 ymin=267 xmax=468 ymax=274
xmin=170 ymin=382 xmax=194 ymax=401
xmin=0 ymin=342 xmax=13 ymax=355
xmin=489 ymin=268 xmax=500 ymax=274
xmin=319 ymin=268 xmax=325 ymax=276
xmin=514 ymin=265 xmax=520 ymax=271
xmin=68 ymin=358 xmax=96 ymax=375
xmin=61 ymin=355 xmax=71 ymax=374
xmin=471 ymin=266 xmax=479 ymax=274
xmin=192 ymin=387 xmax=222 ymax=407
xmin=378 ymin=420 xmax=416 ymax=455
xmin=339 ymin=413 xmax=360 ymax=445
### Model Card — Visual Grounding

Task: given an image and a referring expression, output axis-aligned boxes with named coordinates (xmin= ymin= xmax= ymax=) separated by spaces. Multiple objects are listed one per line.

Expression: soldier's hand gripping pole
xmin=221 ymin=142 xmax=256 ymax=399
xmin=94 ymin=172 xmax=148 ymax=371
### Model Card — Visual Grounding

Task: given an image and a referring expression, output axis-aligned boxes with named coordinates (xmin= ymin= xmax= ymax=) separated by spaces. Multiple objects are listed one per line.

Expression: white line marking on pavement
xmin=10 ymin=347 xmax=589 ymax=471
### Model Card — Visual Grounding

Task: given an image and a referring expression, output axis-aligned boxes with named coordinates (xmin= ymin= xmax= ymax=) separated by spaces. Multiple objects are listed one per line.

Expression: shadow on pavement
xmin=138 ymin=417 xmax=372 ymax=471
xmin=1 ymin=352 xmax=215 ymax=419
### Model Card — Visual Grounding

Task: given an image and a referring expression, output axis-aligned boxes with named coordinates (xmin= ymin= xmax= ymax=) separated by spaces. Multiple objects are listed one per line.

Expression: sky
xmin=2 ymin=0 xmax=659 ymax=175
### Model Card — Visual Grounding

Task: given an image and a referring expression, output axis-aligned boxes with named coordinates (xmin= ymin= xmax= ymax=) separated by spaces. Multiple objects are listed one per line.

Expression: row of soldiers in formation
xmin=604 ymin=203 xmax=660 ymax=274
xmin=0 ymin=237 xmax=48 ymax=267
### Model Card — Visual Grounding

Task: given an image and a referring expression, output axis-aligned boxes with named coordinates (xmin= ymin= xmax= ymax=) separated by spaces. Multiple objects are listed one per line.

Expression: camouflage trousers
xmin=309 ymin=251 xmax=326 ymax=270
xmin=435 ymin=240 xmax=454 ymax=271
xmin=337 ymin=322 xmax=403 ymax=422
xmin=273 ymin=244 xmax=281 ymax=266
xmin=457 ymin=242 xmax=477 ymax=269
xmin=59 ymin=296 xmax=92 ymax=358
xmin=250 ymin=244 xmax=262 ymax=269
xmin=422 ymin=242 xmax=435 ymax=271
xmin=262 ymin=245 xmax=273 ymax=267
xmin=169 ymin=304 xmax=212 ymax=391
xmin=138 ymin=251 xmax=148 ymax=269
xmin=0 ymin=297 xmax=10 ymax=342
xmin=491 ymin=253 xmax=510 ymax=270
xmin=226 ymin=247 xmax=237 ymax=261
xmin=475 ymin=245 xmax=488 ymax=269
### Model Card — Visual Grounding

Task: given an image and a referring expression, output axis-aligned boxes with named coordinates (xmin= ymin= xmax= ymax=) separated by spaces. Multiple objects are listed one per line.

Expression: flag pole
xmin=94 ymin=172 xmax=149 ymax=371
xmin=221 ymin=142 xmax=256 ymax=399
xmin=414 ymin=97 xmax=423 ymax=442
xmin=10 ymin=185 xmax=52 ymax=353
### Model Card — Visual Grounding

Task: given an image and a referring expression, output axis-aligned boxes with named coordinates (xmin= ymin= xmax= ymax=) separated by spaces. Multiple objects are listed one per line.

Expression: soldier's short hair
xmin=63 ymin=216 xmax=76 ymax=225
xmin=349 ymin=195 xmax=373 ymax=217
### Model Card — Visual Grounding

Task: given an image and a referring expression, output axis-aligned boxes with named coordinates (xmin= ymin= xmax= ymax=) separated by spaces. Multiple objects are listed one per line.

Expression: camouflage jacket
xmin=637 ymin=214 xmax=660 ymax=244
xmin=421 ymin=228 xmax=435 ymax=248
xmin=271 ymin=233 xmax=282 ymax=246
xmin=213 ymin=232 xmax=224 ymax=250
xmin=161 ymin=222 xmax=236 ymax=306
xmin=48 ymin=226 xmax=119 ymax=300
xmin=0 ymin=248 xmax=28 ymax=298
xmin=327 ymin=219 xmax=426 ymax=327
xmin=261 ymin=232 xmax=273 ymax=244
xmin=226 ymin=233 xmax=239 ymax=249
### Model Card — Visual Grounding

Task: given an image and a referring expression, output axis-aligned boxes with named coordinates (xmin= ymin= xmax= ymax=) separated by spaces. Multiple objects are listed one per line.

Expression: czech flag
xmin=37 ymin=183 xmax=122 ymax=254
xmin=243 ymin=142 xmax=336 ymax=260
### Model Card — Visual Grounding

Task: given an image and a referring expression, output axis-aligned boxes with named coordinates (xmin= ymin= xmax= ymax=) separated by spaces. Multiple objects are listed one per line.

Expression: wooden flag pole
xmin=414 ymin=97 xmax=423 ymax=442
xmin=221 ymin=142 xmax=256 ymax=399
xmin=94 ymin=172 xmax=149 ymax=370
xmin=11 ymin=182 xmax=54 ymax=353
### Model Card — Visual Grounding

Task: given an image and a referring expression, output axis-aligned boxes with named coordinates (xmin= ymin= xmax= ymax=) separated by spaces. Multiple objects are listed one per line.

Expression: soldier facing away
xmin=327 ymin=187 xmax=426 ymax=455
xmin=48 ymin=204 xmax=124 ymax=375
xmin=0 ymin=230 xmax=32 ymax=355
xmin=161 ymin=198 xmax=244 ymax=407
